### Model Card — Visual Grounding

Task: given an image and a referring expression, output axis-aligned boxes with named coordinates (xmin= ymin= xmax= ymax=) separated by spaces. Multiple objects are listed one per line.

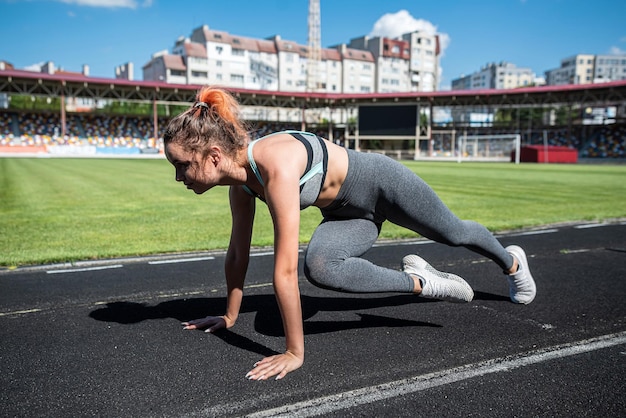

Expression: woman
xmin=164 ymin=86 xmax=536 ymax=381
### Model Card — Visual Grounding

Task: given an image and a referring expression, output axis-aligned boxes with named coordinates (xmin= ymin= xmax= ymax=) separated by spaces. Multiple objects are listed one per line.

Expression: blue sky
xmin=1 ymin=0 xmax=625 ymax=89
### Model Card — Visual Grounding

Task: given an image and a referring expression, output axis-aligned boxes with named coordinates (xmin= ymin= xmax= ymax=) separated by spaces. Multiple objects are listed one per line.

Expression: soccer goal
xmin=457 ymin=133 xmax=521 ymax=164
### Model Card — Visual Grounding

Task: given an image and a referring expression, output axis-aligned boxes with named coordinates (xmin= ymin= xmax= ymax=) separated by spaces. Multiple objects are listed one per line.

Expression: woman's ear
xmin=207 ymin=146 xmax=222 ymax=166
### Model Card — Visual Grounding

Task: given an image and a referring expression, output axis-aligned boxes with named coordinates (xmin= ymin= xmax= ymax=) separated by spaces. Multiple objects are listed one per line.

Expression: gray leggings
xmin=303 ymin=150 xmax=514 ymax=293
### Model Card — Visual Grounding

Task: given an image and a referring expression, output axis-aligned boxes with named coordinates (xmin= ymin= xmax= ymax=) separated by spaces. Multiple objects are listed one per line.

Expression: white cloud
xmin=368 ymin=10 xmax=452 ymax=89
xmin=368 ymin=10 xmax=450 ymax=54
xmin=609 ymin=46 xmax=625 ymax=55
xmin=57 ymin=0 xmax=147 ymax=8
xmin=24 ymin=62 xmax=45 ymax=72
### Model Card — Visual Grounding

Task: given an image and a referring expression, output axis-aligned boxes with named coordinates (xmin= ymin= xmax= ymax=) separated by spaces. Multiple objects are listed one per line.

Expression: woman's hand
xmin=245 ymin=350 xmax=304 ymax=381
xmin=182 ymin=315 xmax=234 ymax=333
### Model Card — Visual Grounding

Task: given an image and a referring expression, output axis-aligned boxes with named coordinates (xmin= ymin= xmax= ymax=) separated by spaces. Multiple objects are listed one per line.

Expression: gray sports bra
xmin=242 ymin=130 xmax=328 ymax=209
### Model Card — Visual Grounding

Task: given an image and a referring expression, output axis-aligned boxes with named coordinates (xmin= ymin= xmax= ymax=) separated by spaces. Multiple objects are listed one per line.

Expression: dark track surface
xmin=1 ymin=221 xmax=625 ymax=417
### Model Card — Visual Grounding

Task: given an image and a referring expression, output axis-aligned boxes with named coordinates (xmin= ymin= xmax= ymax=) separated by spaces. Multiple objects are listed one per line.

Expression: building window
xmin=232 ymin=49 xmax=244 ymax=56
xmin=230 ymin=74 xmax=244 ymax=83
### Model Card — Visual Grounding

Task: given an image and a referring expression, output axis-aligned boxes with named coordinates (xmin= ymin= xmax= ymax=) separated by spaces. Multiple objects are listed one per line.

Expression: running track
xmin=1 ymin=221 xmax=625 ymax=417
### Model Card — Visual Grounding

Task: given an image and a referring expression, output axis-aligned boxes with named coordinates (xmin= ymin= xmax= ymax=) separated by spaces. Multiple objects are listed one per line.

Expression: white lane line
xmin=374 ymin=239 xmax=434 ymax=247
xmin=574 ymin=223 xmax=609 ymax=229
xmin=0 ymin=308 xmax=43 ymax=317
xmin=560 ymin=248 xmax=592 ymax=254
xmin=506 ymin=228 xmax=559 ymax=237
xmin=46 ymin=264 xmax=124 ymax=274
xmin=245 ymin=283 xmax=273 ymax=289
xmin=243 ymin=332 xmax=626 ymax=418
xmin=148 ymin=256 xmax=215 ymax=265
xmin=251 ymin=249 xmax=304 ymax=257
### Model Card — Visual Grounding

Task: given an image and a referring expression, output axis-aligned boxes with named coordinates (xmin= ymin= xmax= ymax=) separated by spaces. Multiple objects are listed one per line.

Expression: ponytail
xmin=164 ymin=86 xmax=249 ymax=156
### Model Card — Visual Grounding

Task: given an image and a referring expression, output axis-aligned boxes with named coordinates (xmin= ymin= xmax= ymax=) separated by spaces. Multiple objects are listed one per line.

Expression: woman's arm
xmin=245 ymin=140 xmax=306 ymax=381
xmin=223 ymin=185 xmax=256 ymax=326
xmin=182 ymin=185 xmax=255 ymax=332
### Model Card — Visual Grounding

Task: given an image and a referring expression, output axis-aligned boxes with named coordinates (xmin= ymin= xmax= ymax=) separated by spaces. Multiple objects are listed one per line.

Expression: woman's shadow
xmin=89 ymin=293 xmax=448 ymax=357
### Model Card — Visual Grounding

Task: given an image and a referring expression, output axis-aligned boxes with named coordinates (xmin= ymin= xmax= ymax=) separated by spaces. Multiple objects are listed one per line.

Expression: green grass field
xmin=1 ymin=157 xmax=625 ymax=267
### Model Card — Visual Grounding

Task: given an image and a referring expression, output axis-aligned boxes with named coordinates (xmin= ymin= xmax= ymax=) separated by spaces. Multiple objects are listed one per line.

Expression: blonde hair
xmin=164 ymin=86 xmax=249 ymax=156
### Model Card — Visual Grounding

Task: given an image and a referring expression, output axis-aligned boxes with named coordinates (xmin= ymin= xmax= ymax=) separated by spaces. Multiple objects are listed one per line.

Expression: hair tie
xmin=194 ymin=101 xmax=209 ymax=109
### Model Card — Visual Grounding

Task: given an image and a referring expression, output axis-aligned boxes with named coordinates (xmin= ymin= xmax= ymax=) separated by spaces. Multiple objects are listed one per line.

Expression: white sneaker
xmin=505 ymin=245 xmax=536 ymax=304
xmin=402 ymin=254 xmax=474 ymax=303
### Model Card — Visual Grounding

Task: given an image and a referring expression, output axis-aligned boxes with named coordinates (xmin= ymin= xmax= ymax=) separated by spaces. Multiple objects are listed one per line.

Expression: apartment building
xmin=402 ymin=31 xmax=440 ymax=92
xmin=335 ymin=44 xmax=375 ymax=93
xmin=594 ymin=54 xmax=626 ymax=82
xmin=142 ymin=24 xmax=438 ymax=94
xmin=544 ymin=54 xmax=595 ymax=85
xmin=348 ymin=36 xmax=410 ymax=93
xmin=451 ymin=62 xmax=536 ymax=90
xmin=545 ymin=54 xmax=626 ymax=85
xmin=449 ymin=62 xmax=536 ymax=127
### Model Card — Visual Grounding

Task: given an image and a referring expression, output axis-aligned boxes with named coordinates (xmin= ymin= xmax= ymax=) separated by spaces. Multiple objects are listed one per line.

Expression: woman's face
xmin=165 ymin=142 xmax=214 ymax=194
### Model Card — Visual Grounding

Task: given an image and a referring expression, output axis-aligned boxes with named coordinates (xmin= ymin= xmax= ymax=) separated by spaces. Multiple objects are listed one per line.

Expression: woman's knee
xmin=303 ymin=248 xmax=345 ymax=290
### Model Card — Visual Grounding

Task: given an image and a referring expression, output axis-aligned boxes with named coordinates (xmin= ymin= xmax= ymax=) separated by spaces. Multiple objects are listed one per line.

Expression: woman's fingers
xmin=245 ymin=351 xmax=304 ymax=381
xmin=181 ymin=316 xmax=224 ymax=331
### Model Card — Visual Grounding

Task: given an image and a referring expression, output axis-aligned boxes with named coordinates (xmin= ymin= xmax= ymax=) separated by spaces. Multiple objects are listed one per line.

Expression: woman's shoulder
xmin=257 ymin=130 xmax=316 ymax=141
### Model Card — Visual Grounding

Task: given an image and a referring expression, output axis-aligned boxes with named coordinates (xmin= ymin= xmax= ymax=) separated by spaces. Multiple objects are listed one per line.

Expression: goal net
xmin=457 ymin=133 xmax=521 ymax=163
xmin=426 ymin=132 xmax=521 ymax=163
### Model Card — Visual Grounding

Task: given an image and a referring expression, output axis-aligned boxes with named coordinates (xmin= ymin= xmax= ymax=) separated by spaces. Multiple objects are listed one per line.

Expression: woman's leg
xmin=375 ymin=157 xmax=535 ymax=303
xmin=304 ymin=218 xmax=414 ymax=293
xmin=303 ymin=217 xmax=474 ymax=302
xmin=379 ymin=160 xmax=515 ymax=271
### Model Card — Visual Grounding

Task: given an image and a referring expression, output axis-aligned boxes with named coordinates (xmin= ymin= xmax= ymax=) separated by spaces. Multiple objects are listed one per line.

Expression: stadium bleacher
xmin=0 ymin=111 xmax=164 ymax=152
xmin=581 ymin=124 xmax=626 ymax=158
xmin=0 ymin=110 xmax=624 ymax=159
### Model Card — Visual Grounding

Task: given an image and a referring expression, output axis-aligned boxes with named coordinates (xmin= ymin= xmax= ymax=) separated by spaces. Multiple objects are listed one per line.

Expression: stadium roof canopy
xmin=1 ymin=68 xmax=625 ymax=109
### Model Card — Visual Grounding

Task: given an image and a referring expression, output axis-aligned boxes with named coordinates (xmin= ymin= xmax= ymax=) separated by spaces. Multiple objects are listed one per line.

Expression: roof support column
xmin=153 ymin=94 xmax=158 ymax=146
xmin=327 ymin=107 xmax=333 ymax=142
xmin=60 ymin=90 xmax=66 ymax=138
